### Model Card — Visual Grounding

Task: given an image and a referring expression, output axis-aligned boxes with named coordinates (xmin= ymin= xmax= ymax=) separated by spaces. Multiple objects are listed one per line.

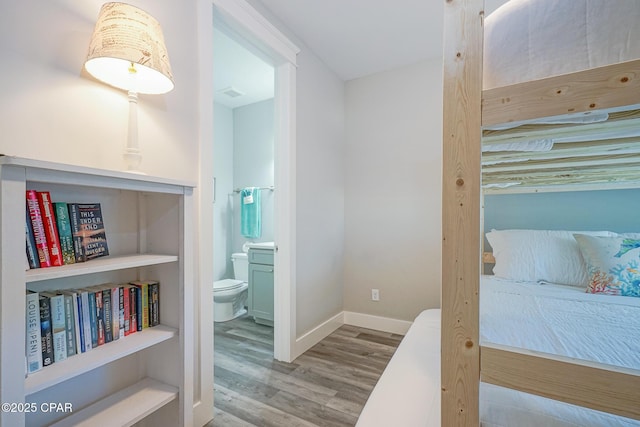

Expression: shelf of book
xmin=25 ymin=325 xmax=177 ymax=394
xmin=49 ymin=377 xmax=178 ymax=427
xmin=25 ymin=254 xmax=178 ymax=283
xmin=0 ymin=156 xmax=201 ymax=426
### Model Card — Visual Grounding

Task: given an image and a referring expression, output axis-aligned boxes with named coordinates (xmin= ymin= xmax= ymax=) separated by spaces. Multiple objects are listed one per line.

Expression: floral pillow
xmin=573 ymin=234 xmax=640 ymax=297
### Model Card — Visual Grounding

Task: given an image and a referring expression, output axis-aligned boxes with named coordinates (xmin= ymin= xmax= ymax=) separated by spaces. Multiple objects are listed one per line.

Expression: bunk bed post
xmin=441 ymin=0 xmax=484 ymax=425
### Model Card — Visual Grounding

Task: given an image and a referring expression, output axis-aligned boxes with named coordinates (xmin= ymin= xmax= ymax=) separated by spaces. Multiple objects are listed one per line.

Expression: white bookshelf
xmin=49 ymin=377 xmax=178 ymax=427
xmin=0 ymin=156 xmax=197 ymax=426
xmin=25 ymin=254 xmax=179 ymax=283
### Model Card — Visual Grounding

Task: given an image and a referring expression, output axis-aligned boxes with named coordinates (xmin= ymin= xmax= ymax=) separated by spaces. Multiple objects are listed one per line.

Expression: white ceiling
xmin=213 ymin=0 xmax=508 ymax=108
xmin=258 ymin=0 xmax=509 ymax=81
xmin=258 ymin=0 xmax=438 ymax=81
xmin=213 ymin=27 xmax=274 ymax=109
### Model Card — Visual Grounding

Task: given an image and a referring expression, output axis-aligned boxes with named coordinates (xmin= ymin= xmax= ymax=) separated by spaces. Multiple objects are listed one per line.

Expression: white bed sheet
xmin=481 ymin=276 xmax=640 ymax=369
xmin=480 ymin=276 xmax=640 ymax=427
xmin=483 ymin=0 xmax=640 ymax=89
xmin=357 ymin=277 xmax=640 ymax=426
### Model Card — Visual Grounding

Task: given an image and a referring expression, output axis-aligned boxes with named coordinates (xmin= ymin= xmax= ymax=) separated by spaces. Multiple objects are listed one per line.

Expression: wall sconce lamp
xmin=85 ymin=2 xmax=174 ymax=173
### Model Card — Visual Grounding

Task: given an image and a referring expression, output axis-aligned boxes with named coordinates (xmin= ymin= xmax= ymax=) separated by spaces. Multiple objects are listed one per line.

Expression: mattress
xmin=480 ymin=276 xmax=640 ymax=427
xmin=355 ymin=309 xmax=441 ymax=427
xmin=357 ymin=277 xmax=640 ymax=426
xmin=483 ymin=0 xmax=640 ymax=89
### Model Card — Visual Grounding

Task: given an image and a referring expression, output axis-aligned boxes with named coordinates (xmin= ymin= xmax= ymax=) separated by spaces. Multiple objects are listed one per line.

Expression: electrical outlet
xmin=371 ymin=289 xmax=380 ymax=301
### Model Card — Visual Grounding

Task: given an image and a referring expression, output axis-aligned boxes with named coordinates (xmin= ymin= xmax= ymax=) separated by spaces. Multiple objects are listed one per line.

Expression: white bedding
xmin=481 ymin=276 xmax=640 ymax=427
xmin=355 ymin=309 xmax=441 ymax=427
xmin=481 ymin=276 xmax=640 ymax=370
xmin=483 ymin=0 xmax=640 ymax=89
xmin=357 ymin=277 xmax=640 ymax=426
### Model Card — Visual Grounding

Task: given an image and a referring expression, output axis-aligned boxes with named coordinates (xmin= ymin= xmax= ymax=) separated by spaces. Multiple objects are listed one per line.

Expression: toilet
xmin=213 ymin=253 xmax=249 ymax=322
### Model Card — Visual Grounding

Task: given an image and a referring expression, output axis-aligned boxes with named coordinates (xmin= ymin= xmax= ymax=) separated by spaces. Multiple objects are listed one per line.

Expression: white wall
xmin=214 ymin=99 xmax=275 ymax=280
xmin=232 ymin=99 xmax=275 ymax=252
xmin=344 ymin=58 xmax=443 ymax=321
xmin=213 ymin=103 xmax=234 ymax=280
xmin=0 ymin=1 xmax=199 ymax=181
xmin=295 ymin=48 xmax=346 ymax=335
xmin=3 ymin=1 xmax=212 ymax=423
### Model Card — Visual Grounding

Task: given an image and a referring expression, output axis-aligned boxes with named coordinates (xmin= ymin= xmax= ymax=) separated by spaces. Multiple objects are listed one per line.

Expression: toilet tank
xmin=231 ymin=253 xmax=249 ymax=281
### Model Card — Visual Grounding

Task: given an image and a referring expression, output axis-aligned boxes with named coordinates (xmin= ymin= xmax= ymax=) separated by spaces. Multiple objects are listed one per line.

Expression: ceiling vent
xmin=217 ymin=86 xmax=244 ymax=98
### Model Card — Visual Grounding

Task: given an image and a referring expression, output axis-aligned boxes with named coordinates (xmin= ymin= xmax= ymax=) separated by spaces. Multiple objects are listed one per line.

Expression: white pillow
xmin=486 ymin=229 xmax=613 ymax=287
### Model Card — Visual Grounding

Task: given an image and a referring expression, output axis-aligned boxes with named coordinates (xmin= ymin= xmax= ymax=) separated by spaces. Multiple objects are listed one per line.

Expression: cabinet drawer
xmin=248 ymin=248 xmax=274 ymax=265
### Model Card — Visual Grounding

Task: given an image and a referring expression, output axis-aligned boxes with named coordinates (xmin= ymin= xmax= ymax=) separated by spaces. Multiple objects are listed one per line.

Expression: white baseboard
xmin=293 ymin=311 xmax=344 ymax=360
xmin=343 ymin=311 xmax=412 ymax=335
xmin=292 ymin=311 xmax=413 ymax=360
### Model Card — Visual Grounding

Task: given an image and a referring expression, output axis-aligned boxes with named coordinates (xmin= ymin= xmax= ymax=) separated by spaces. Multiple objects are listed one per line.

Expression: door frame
xmin=210 ymin=0 xmax=298 ymax=362
xmin=197 ymin=0 xmax=298 ymax=422
xmin=198 ymin=0 xmax=299 ymax=401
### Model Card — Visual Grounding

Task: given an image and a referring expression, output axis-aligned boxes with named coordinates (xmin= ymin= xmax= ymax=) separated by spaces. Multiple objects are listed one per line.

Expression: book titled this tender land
xmin=69 ymin=203 xmax=109 ymax=261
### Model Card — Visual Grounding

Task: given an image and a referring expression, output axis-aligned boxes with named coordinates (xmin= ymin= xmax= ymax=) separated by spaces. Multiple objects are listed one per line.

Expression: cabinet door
xmin=248 ymin=264 xmax=274 ymax=323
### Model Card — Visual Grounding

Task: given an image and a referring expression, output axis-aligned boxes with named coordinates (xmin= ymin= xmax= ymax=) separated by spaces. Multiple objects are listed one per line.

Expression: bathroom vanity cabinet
xmin=247 ymin=248 xmax=274 ymax=326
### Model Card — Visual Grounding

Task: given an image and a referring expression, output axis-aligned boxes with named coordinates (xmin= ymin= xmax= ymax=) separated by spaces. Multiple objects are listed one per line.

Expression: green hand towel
xmin=240 ymin=187 xmax=261 ymax=239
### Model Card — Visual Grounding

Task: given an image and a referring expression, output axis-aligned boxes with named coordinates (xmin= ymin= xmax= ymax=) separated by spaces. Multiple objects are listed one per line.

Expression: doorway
xmin=212 ymin=24 xmax=275 ymax=337
xmin=196 ymin=2 xmax=298 ymax=423
xmin=211 ymin=0 xmax=299 ymax=364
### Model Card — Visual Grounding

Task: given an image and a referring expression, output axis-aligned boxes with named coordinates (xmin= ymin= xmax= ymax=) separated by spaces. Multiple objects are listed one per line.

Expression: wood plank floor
xmin=208 ymin=314 xmax=403 ymax=427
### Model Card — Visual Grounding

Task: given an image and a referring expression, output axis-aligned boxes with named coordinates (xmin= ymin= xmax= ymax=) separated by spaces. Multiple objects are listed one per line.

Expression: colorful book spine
xmin=25 ymin=210 xmax=40 ymax=269
xmin=36 ymin=191 xmax=64 ymax=267
xmin=47 ymin=293 xmax=67 ymax=362
xmin=128 ymin=285 xmax=137 ymax=335
xmin=39 ymin=294 xmax=54 ymax=367
xmin=25 ymin=291 xmax=43 ymax=374
xmin=134 ymin=286 xmax=142 ymax=332
xmin=61 ymin=293 xmax=77 ymax=357
xmin=148 ymin=281 xmax=160 ymax=327
xmin=122 ymin=285 xmax=131 ymax=336
xmin=62 ymin=290 xmax=83 ymax=355
xmin=79 ymin=289 xmax=92 ymax=351
xmin=101 ymin=287 xmax=113 ymax=343
xmin=86 ymin=289 xmax=98 ymax=348
xmin=54 ymin=202 xmax=76 ymax=265
xmin=130 ymin=281 xmax=150 ymax=329
xmin=26 ymin=190 xmax=52 ymax=268
xmin=68 ymin=203 xmax=85 ymax=263
xmin=74 ymin=291 xmax=86 ymax=353
xmin=95 ymin=289 xmax=105 ymax=346
xmin=111 ymin=285 xmax=120 ymax=340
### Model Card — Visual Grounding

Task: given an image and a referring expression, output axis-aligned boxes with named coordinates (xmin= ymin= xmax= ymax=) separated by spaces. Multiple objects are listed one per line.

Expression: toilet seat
xmin=214 ymin=279 xmax=246 ymax=292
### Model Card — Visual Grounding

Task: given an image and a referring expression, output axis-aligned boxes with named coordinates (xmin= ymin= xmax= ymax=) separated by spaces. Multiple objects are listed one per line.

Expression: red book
xmin=122 ymin=284 xmax=131 ymax=336
xmin=128 ymin=285 xmax=137 ymax=335
xmin=26 ymin=190 xmax=52 ymax=268
xmin=36 ymin=191 xmax=64 ymax=267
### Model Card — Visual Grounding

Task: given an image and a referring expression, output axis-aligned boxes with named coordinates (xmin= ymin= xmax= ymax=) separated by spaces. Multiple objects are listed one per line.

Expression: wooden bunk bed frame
xmin=441 ymin=1 xmax=640 ymax=425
